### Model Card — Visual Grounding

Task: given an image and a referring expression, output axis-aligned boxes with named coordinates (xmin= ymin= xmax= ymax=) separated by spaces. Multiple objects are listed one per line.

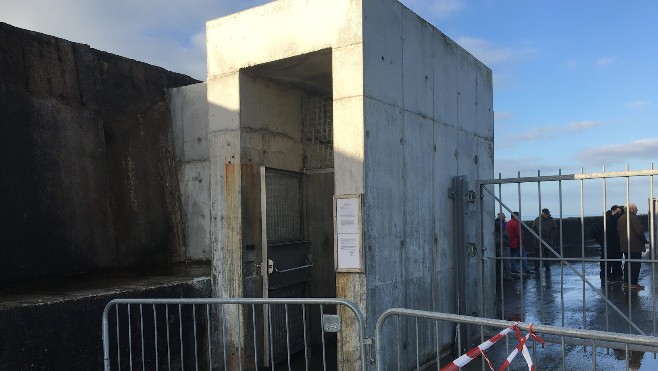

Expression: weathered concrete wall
xmin=0 ymin=22 xmax=199 ymax=281
xmin=362 ymin=0 xmax=494 ymax=366
xmin=171 ymin=83 xmax=211 ymax=262
xmin=0 ymin=276 xmax=211 ymax=371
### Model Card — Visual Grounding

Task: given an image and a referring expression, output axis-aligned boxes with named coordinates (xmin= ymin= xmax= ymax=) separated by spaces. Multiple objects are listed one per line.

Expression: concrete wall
xmin=0 ymin=277 xmax=211 ymax=371
xmin=171 ymin=83 xmax=211 ymax=262
xmin=0 ymin=22 xmax=199 ymax=281
xmin=362 ymin=0 xmax=494 ymax=365
xmin=207 ymin=1 xmax=493 ymax=368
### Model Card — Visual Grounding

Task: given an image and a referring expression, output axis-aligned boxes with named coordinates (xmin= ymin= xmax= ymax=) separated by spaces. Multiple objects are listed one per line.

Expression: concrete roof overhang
xmin=244 ymin=48 xmax=332 ymax=96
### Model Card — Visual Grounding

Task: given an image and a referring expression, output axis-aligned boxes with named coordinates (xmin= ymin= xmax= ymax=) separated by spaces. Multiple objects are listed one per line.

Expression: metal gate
xmin=260 ymin=167 xmax=313 ymax=365
xmin=474 ymin=168 xmax=658 ymax=339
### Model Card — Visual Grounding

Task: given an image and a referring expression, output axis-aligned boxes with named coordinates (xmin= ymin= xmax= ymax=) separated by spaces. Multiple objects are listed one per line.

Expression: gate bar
xmin=478 ymin=169 xmax=658 ymax=185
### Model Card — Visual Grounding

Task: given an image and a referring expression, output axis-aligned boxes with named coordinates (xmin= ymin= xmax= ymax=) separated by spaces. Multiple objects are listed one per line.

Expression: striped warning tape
xmin=440 ymin=323 xmax=544 ymax=371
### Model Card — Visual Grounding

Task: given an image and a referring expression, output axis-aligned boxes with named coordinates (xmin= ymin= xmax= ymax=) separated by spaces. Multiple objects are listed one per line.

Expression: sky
xmin=3 ymin=0 xmax=658 ymax=217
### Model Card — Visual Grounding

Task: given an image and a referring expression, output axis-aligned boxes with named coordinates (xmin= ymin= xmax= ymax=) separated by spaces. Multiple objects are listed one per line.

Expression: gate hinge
xmin=467 ymin=190 xmax=477 ymax=203
xmin=467 ymin=242 xmax=478 ymax=257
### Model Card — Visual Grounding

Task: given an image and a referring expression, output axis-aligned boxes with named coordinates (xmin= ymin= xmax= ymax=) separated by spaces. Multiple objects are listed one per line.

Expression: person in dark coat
xmin=617 ymin=203 xmax=649 ymax=290
xmin=599 ymin=205 xmax=623 ymax=282
xmin=531 ymin=208 xmax=557 ymax=271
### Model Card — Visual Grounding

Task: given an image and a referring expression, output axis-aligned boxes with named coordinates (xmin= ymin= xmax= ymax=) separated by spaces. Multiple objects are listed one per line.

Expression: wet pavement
xmin=470 ymin=246 xmax=658 ymax=370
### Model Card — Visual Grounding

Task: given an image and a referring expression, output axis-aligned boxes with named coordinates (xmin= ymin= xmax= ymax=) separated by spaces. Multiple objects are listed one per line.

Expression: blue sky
xmin=3 ymin=0 xmax=657 ymax=216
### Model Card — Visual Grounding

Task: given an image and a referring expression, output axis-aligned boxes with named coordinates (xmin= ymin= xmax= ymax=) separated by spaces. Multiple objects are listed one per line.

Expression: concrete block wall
xmin=0 ymin=22 xmax=199 ymax=281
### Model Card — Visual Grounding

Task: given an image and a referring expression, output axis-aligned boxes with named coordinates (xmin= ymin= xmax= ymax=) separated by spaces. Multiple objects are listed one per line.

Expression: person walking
xmin=506 ymin=212 xmax=533 ymax=274
xmin=617 ymin=203 xmax=649 ymax=290
xmin=531 ymin=208 xmax=557 ymax=271
xmin=599 ymin=205 xmax=623 ymax=283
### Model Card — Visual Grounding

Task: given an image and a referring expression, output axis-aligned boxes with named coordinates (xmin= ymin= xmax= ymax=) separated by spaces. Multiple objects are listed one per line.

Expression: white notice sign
xmin=334 ymin=194 xmax=363 ymax=272
xmin=337 ymin=233 xmax=360 ymax=269
xmin=336 ymin=198 xmax=359 ymax=234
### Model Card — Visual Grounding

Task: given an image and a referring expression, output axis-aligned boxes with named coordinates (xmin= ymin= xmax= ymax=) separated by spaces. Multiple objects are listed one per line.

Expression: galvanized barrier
xmin=102 ymin=298 xmax=366 ymax=371
xmin=375 ymin=308 xmax=658 ymax=370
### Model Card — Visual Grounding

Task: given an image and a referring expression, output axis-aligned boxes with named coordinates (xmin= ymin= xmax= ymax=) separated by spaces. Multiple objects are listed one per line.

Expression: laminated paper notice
xmin=337 ymin=234 xmax=360 ymax=269
xmin=335 ymin=196 xmax=362 ymax=271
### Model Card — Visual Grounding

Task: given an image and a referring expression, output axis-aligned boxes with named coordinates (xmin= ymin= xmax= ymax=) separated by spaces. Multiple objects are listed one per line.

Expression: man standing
xmin=531 ymin=208 xmax=557 ymax=271
xmin=506 ymin=212 xmax=532 ymax=274
xmin=617 ymin=203 xmax=649 ymax=290
xmin=599 ymin=205 xmax=623 ymax=282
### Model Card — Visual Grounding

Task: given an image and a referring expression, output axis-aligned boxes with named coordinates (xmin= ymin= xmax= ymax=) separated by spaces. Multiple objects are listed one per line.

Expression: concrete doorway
xmin=241 ymin=49 xmax=337 ymax=367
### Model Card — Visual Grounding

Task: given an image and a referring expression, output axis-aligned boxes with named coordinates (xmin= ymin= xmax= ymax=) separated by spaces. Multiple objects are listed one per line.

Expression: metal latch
xmin=467 ymin=242 xmax=478 ymax=257
xmin=467 ymin=190 xmax=477 ymax=203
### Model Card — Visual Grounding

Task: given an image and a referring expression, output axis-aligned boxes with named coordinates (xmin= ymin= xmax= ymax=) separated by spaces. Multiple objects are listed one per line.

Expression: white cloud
xmin=455 ymin=37 xmax=538 ymax=68
xmin=627 ymin=100 xmax=651 ymax=109
xmin=576 ymin=138 xmax=658 ymax=166
xmin=495 ymin=111 xmax=513 ymax=121
xmin=596 ymin=57 xmax=616 ymax=67
xmin=504 ymin=121 xmax=607 ymax=143
xmin=430 ymin=0 xmax=467 ymax=18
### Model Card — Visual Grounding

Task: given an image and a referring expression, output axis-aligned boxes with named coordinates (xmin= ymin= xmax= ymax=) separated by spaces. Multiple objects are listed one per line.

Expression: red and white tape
xmin=440 ymin=323 xmax=544 ymax=371
xmin=440 ymin=324 xmax=517 ymax=371
xmin=499 ymin=325 xmax=545 ymax=371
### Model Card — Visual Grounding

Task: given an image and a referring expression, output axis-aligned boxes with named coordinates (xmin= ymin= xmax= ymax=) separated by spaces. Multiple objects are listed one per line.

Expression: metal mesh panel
xmin=265 ymin=172 xmax=303 ymax=243
xmin=302 ymin=96 xmax=333 ymax=170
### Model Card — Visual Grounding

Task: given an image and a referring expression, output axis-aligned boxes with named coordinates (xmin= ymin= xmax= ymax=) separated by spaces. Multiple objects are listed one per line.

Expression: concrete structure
xmin=206 ymin=0 xmax=493 ymax=368
xmin=0 ymin=0 xmax=494 ymax=367
xmin=0 ymin=22 xmax=200 ymax=281
xmin=0 ymin=22 xmax=209 ymax=370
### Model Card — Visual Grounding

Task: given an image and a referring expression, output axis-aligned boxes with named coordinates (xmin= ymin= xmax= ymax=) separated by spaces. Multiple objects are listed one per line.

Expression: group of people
xmin=494 ymin=203 xmax=649 ymax=289
xmin=593 ymin=204 xmax=650 ymax=290
xmin=494 ymin=208 xmax=557 ymax=276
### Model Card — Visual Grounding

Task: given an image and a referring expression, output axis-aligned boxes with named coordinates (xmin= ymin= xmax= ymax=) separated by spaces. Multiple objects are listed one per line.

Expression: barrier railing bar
xmin=178 ymin=304 xmax=183 ymax=371
xmin=139 ymin=304 xmax=145 ymax=371
xmin=193 ymin=304 xmax=199 ymax=371
xmin=251 ymin=304 xmax=258 ymax=370
xmin=128 ymin=304 xmax=133 ymax=371
xmin=285 ymin=304 xmax=291 ymax=370
xmin=152 ymin=304 xmax=158 ymax=371
xmin=206 ymin=304 xmax=211 ymax=371
xmin=320 ymin=304 xmax=327 ymax=371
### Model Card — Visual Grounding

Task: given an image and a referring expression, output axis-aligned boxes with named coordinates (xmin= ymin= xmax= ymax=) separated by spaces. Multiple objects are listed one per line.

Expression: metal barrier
xmin=375 ymin=308 xmax=658 ymax=370
xmin=102 ymin=298 xmax=366 ymax=371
